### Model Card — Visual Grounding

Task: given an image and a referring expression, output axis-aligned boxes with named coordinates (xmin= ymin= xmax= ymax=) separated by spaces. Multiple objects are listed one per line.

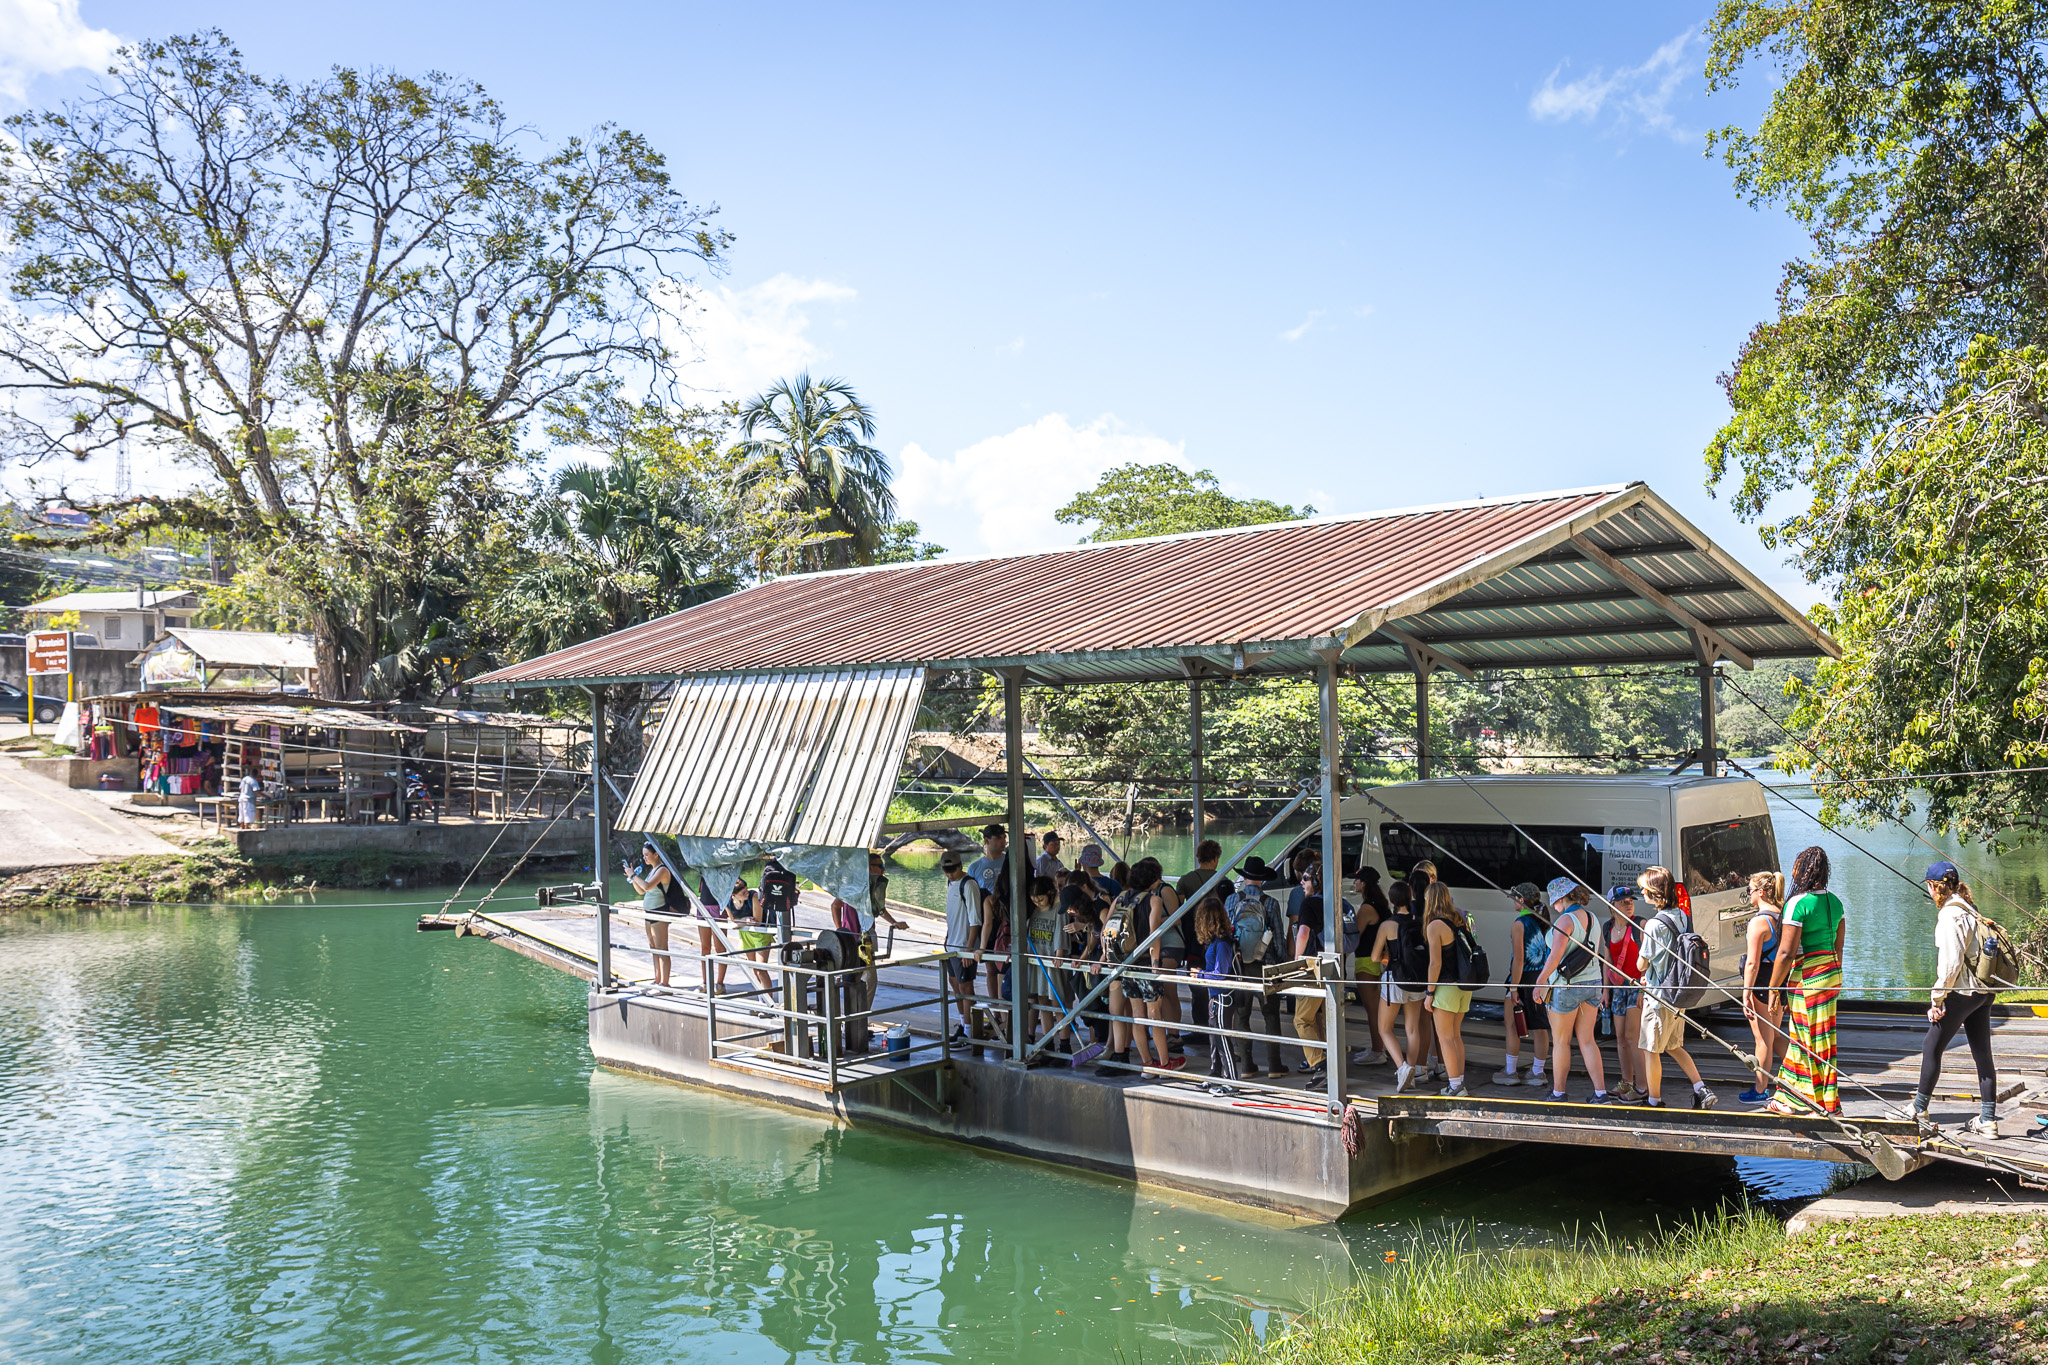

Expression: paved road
xmin=0 ymin=759 xmax=181 ymax=873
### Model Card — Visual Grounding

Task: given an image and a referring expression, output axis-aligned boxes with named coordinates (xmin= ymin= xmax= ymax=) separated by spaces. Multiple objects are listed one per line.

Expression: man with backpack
xmin=1636 ymin=866 xmax=1717 ymax=1110
xmin=1224 ymin=857 xmax=1290 ymax=1076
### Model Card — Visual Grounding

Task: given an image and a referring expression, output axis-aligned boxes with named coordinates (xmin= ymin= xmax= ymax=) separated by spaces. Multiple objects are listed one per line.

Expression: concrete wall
xmin=234 ymin=815 xmax=593 ymax=862
xmin=587 ymin=991 xmax=1508 ymax=1222
xmin=1 ymin=646 xmax=135 ymax=702
xmin=20 ymin=755 xmax=137 ymax=790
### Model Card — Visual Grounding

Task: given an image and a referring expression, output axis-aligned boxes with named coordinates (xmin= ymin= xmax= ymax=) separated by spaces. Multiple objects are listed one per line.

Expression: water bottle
xmin=1597 ymin=1002 xmax=1614 ymax=1038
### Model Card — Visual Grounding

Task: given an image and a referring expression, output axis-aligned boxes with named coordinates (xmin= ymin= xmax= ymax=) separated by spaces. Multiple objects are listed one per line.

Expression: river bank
xmin=0 ymin=846 xmax=587 ymax=905
xmin=1230 ymin=1209 xmax=2048 ymax=1365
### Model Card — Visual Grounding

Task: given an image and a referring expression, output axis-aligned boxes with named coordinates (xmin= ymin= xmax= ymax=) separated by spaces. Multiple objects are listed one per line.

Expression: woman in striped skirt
xmin=1766 ymin=846 xmax=1846 ymax=1116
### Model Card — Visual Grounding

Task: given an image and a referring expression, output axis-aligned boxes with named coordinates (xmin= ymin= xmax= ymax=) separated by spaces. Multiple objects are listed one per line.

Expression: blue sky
xmin=4 ymin=2 xmax=1817 ymax=601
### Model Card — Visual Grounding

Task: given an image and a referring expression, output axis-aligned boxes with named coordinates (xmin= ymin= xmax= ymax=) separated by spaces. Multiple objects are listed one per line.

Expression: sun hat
xmin=1237 ymin=856 xmax=1278 ymax=881
xmin=1545 ymin=875 xmax=1579 ymax=906
xmin=1077 ymin=845 xmax=1104 ymax=867
xmin=1923 ymin=859 xmax=1960 ymax=884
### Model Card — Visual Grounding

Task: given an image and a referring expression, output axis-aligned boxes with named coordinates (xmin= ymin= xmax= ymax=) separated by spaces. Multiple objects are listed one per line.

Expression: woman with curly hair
xmin=1767 ymin=846 xmax=1846 ymax=1116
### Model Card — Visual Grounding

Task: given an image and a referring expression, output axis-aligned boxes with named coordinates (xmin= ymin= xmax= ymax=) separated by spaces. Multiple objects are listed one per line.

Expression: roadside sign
xmin=26 ymin=630 xmax=71 ymax=677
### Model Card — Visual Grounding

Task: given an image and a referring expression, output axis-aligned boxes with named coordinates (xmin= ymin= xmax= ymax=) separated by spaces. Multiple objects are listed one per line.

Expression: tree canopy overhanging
xmin=1706 ymin=0 xmax=2048 ymax=842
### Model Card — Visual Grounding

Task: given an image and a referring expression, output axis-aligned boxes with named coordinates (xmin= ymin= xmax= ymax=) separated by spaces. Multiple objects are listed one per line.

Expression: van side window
xmin=1380 ymin=823 xmax=1604 ymax=890
xmin=1681 ymin=816 xmax=1778 ymax=894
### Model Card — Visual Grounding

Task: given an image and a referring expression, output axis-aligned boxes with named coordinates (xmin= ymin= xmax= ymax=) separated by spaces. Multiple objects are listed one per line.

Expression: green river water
xmin=0 ymin=777 xmax=2039 ymax=1363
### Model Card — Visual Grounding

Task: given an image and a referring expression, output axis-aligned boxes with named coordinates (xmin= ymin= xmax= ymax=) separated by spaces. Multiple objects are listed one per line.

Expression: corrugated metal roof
xmin=148 ymin=628 xmax=316 ymax=669
xmin=478 ymin=483 xmax=1837 ymax=688
xmin=156 ymin=702 xmax=423 ymax=733
xmin=614 ymin=666 xmax=926 ymax=846
xmin=26 ymin=588 xmax=199 ymax=614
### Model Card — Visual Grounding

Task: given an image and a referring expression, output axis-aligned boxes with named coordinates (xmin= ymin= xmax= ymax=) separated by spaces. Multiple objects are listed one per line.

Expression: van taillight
xmin=1675 ymin=882 xmax=1692 ymax=911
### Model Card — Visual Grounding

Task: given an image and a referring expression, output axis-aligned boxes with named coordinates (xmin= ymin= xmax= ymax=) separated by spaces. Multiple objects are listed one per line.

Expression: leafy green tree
xmin=0 ymin=32 xmax=730 ymax=697
xmin=733 ymin=374 xmax=897 ymax=571
xmin=1054 ymin=463 xmax=1311 ymax=542
xmin=1704 ymin=3 xmax=2048 ymax=837
xmin=871 ymin=519 xmax=946 ymax=565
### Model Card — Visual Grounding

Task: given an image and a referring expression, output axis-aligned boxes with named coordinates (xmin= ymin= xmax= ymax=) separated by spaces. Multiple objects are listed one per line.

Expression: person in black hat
xmin=1225 ymin=856 xmax=1294 ymax=1074
xmin=1913 ymin=860 xmax=2000 ymax=1138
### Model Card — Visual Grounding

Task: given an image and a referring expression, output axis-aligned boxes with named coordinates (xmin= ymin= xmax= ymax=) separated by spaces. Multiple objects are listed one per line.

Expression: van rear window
xmin=1380 ymin=823 xmax=1606 ymax=891
xmin=1681 ymin=815 xmax=1778 ymax=895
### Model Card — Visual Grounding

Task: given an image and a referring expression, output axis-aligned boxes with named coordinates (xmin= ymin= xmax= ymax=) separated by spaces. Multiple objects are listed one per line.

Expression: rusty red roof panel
xmin=480 ymin=487 xmax=1628 ymax=685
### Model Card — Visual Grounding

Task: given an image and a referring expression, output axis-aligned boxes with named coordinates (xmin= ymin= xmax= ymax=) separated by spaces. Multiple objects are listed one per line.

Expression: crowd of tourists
xmin=624 ymin=822 xmax=2006 ymax=1137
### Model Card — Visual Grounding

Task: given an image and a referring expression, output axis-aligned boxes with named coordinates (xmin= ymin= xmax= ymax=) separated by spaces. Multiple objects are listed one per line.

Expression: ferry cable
xmin=431 ymin=760 xmax=574 ymax=920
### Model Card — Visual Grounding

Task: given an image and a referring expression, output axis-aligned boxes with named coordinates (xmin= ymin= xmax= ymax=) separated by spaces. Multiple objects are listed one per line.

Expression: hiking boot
xmin=1962 ymin=1115 xmax=2001 ymax=1140
xmin=1611 ymin=1082 xmax=1646 ymax=1103
xmin=1489 ymin=1066 xmax=1525 ymax=1087
xmin=1692 ymin=1086 xmax=1719 ymax=1111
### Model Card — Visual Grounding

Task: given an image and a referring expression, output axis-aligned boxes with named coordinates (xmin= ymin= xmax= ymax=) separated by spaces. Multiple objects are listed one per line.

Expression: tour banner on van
xmin=1600 ymin=828 xmax=1660 ymax=891
xmin=25 ymin=630 xmax=71 ymax=677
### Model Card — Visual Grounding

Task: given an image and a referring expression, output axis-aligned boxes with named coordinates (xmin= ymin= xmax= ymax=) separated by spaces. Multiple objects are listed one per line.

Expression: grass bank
xmin=1225 ymin=1210 xmax=2048 ymax=1365
xmin=2 ymin=846 xmax=584 ymax=906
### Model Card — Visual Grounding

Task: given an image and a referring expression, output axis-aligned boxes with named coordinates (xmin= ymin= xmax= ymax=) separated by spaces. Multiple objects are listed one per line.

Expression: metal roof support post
xmin=586 ymin=685 xmax=612 ymax=992
xmin=1318 ymin=649 xmax=1346 ymax=1106
xmin=1189 ymin=679 xmax=1205 ymax=846
xmin=1413 ymin=666 xmax=1432 ymax=781
xmin=1002 ymin=667 xmax=1028 ymax=1062
xmin=1692 ymin=632 xmax=1719 ymax=779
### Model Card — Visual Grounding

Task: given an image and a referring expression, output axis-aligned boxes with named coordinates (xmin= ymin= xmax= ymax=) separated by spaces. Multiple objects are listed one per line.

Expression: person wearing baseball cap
xmin=1913 ymin=859 xmax=2001 ymax=1137
xmin=939 ymin=850 xmax=983 ymax=1042
xmin=1491 ymin=882 xmax=1553 ymax=1088
xmin=968 ymin=825 xmax=1007 ymax=898
xmin=1601 ymin=883 xmax=1648 ymax=1104
xmin=1531 ymin=878 xmax=1615 ymax=1104
xmin=1034 ymin=830 xmax=1066 ymax=880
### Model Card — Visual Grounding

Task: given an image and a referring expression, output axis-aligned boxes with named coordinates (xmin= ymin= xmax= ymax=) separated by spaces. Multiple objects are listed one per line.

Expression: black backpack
xmin=1452 ymin=923 xmax=1491 ymax=987
xmin=759 ymin=863 xmax=799 ymax=924
xmin=1393 ymin=913 xmax=1430 ymax=988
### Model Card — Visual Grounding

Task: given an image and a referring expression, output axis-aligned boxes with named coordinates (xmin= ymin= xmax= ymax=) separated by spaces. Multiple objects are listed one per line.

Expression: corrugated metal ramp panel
xmin=615 ymin=666 xmax=926 ymax=848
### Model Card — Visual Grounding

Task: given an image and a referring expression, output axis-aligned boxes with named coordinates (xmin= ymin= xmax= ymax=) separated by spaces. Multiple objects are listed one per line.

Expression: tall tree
xmin=732 ymin=374 xmax=896 ymax=571
xmin=1704 ymin=3 xmax=2048 ymax=838
xmin=1054 ymin=462 xmax=1311 ymax=542
xmin=0 ymin=32 xmax=731 ymax=696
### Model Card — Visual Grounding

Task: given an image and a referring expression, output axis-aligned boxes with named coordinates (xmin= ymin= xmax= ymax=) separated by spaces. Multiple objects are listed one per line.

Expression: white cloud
xmin=0 ymin=0 xmax=120 ymax=103
xmin=1529 ymin=29 xmax=1698 ymax=139
xmin=671 ymin=273 xmax=855 ymax=399
xmin=895 ymin=414 xmax=1185 ymax=557
xmin=1278 ymin=310 xmax=1325 ymax=343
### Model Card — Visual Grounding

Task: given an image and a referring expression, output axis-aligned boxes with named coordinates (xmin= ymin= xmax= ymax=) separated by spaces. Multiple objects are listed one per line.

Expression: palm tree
xmin=733 ymin=374 xmax=897 ymax=570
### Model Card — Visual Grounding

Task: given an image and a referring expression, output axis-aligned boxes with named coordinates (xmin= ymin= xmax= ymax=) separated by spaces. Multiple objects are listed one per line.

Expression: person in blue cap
xmin=1913 ymin=860 xmax=2000 ymax=1138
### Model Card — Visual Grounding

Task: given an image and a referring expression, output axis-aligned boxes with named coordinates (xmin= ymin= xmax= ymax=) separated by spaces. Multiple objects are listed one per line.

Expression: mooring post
xmin=1318 ymin=648 xmax=1346 ymax=1101
xmin=1189 ymin=678 xmax=1205 ymax=845
xmin=1003 ymin=667 xmax=1029 ymax=1062
xmin=588 ymin=685 xmax=612 ymax=992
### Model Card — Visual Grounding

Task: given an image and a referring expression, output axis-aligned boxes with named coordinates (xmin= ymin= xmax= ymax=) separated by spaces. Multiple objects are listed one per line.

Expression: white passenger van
xmin=1273 ymin=775 xmax=1780 ymax=1004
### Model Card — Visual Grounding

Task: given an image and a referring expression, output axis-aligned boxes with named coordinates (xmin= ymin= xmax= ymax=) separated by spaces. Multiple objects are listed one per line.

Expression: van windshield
xmin=1681 ymin=815 xmax=1778 ymax=895
xmin=1380 ymin=822 xmax=1607 ymax=891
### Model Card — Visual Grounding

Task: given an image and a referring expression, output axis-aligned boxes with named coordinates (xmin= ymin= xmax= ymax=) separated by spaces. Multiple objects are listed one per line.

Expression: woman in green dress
xmin=1766 ymin=846 xmax=1846 ymax=1116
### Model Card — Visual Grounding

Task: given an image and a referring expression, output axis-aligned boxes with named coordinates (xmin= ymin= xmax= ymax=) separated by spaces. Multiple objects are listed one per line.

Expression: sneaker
xmin=1587 ymin=1092 xmax=1620 ymax=1106
xmin=1737 ymin=1087 xmax=1771 ymax=1104
xmin=1612 ymin=1082 xmax=1645 ymax=1103
xmin=1394 ymin=1065 xmax=1415 ymax=1093
xmin=1489 ymin=1067 xmax=1524 ymax=1087
xmin=1644 ymin=1096 xmax=1666 ymax=1108
xmin=1428 ymin=1066 xmax=1448 ymax=1084
xmin=1303 ymin=1066 xmax=1327 ymax=1087
xmin=1162 ymin=1056 xmax=1189 ymax=1072
xmin=1439 ymin=1080 xmax=1470 ymax=1098
xmin=1267 ymin=1063 xmax=1292 ymax=1077
xmin=1692 ymin=1086 xmax=1719 ymax=1111
xmin=1349 ymin=1049 xmax=1389 ymax=1067
xmin=1069 ymin=1041 xmax=1106 ymax=1068
xmin=1962 ymin=1115 xmax=2001 ymax=1140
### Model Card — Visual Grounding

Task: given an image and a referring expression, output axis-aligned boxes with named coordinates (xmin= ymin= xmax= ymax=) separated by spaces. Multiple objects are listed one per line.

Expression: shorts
xmin=1545 ymin=981 xmax=1602 ymax=1016
xmin=1512 ymin=984 xmax=1545 ymax=1021
xmin=1382 ymin=975 xmax=1427 ymax=1006
xmin=736 ymin=928 xmax=775 ymax=951
xmin=947 ymin=957 xmax=979 ymax=985
xmin=1120 ymin=975 xmax=1160 ymax=1004
xmin=1431 ymin=983 xmax=1472 ymax=1015
xmin=1608 ymin=986 xmax=1641 ymax=1014
xmin=1641 ymin=997 xmax=1690 ymax=1053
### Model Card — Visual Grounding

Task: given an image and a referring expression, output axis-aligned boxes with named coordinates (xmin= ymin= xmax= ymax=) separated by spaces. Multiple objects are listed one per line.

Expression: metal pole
xmin=1414 ymin=665 xmax=1432 ymax=781
xmin=588 ymin=686 xmax=612 ymax=991
xmin=1697 ymin=657 xmax=1719 ymax=779
xmin=1318 ymin=650 xmax=1345 ymax=1099
xmin=1189 ymin=678 xmax=1205 ymax=845
xmin=1003 ymin=667 xmax=1028 ymax=1062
